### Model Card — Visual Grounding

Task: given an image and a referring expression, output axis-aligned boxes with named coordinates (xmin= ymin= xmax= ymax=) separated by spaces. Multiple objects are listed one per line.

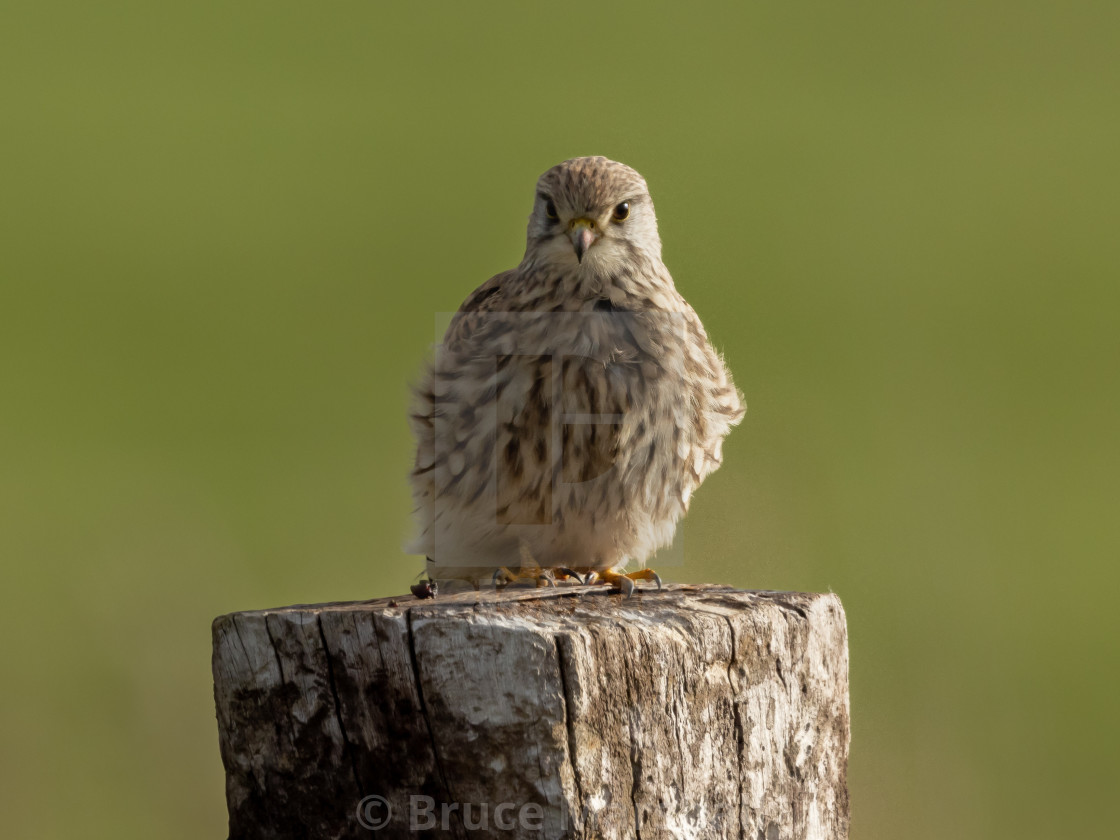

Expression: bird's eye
xmin=612 ymin=202 xmax=630 ymax=222
xmin=544 ymin=198 xmax=558 ymax=220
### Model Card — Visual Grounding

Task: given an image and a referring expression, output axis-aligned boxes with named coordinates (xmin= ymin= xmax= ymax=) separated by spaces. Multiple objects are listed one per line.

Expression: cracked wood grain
xmin=212 ymin=584 xmax=850 ymax=840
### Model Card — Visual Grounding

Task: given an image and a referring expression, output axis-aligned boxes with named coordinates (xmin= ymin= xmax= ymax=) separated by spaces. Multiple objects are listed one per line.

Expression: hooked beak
xmin=569 ymin=218 xmax=600 ymax=263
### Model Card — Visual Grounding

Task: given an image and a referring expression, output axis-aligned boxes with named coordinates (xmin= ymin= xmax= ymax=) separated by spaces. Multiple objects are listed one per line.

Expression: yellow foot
xmin=492 ymin=566 xmax=588 ymax=589
xmin=592 ymin=568 xmax=663 ymax=598
xmin=492 ymin=566 xmax=557 ymax=590
xmin=493 ymin=542 xmax=588 ymax=590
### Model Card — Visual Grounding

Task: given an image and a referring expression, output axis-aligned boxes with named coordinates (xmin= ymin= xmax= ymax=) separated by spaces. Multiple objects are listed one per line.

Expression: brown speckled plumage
xmin=408 ymin=157 xmax=744 ymax=584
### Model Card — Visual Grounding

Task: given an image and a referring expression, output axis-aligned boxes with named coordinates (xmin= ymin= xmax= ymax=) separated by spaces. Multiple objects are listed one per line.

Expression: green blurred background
xmin=3 ymin=1 xmax=1118 ymax=837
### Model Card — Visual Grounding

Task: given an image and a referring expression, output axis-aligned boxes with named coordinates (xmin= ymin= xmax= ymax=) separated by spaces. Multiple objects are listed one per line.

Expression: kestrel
xmin=408 ymin=157 xmax=744 ymax=594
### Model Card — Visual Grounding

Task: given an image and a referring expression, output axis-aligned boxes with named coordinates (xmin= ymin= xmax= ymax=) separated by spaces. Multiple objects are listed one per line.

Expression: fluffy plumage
xmin=408 ymin=157 xmax=744 ymax=585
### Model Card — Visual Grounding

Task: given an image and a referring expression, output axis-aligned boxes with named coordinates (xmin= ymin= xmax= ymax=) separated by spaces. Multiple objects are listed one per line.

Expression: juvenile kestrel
xmin=408 ymin=157 xmax=744 ymax=594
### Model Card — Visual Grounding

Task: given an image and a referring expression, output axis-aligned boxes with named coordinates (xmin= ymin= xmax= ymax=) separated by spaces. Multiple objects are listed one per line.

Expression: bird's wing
xmin=443 ymin=270 xmax=517 ymax=352
xmin=407 ymin=270 xmax=517 ymax=558
xmin=677 ymin=301 xmax=745 ymax=491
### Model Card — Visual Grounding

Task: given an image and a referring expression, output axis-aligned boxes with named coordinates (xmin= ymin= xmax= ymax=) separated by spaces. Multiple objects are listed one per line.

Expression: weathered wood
xmin=212 ymin=584 xmax=849 ymax=839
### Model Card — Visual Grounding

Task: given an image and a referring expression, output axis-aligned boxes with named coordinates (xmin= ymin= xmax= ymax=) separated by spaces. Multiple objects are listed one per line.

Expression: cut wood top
xmin=213 ymin=582 xmax=837 ymax=626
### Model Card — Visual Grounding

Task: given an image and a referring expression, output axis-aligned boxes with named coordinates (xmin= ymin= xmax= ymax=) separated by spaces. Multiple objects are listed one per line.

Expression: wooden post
xmin=212 ymin=584 xmax=850 ymax=839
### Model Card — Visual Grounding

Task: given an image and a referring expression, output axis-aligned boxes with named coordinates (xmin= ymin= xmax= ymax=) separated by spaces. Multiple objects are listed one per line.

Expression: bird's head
xmin=525 ymin=157 xmax=662 ymax=274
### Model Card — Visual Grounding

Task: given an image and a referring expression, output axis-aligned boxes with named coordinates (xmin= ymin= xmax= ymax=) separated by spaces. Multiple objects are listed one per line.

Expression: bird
xmin=407 ymin=156 xmax=744 ymax=595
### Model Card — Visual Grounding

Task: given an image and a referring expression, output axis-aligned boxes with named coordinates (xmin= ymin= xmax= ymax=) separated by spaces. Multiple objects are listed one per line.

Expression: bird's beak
xmin=569 ymin=218 xmax=600 ymax=263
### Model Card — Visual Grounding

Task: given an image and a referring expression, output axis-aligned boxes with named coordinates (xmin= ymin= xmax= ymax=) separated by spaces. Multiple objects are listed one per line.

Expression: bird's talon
xmin=596 ymin=567 xmax=661 ymax=595
xmin=555 ymin=567 xmax=584 ymax=584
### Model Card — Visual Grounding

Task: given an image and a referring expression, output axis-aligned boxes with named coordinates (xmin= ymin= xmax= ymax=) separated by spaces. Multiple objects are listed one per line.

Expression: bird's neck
xmin=522 ymin=251 xmax=678 ymax=311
